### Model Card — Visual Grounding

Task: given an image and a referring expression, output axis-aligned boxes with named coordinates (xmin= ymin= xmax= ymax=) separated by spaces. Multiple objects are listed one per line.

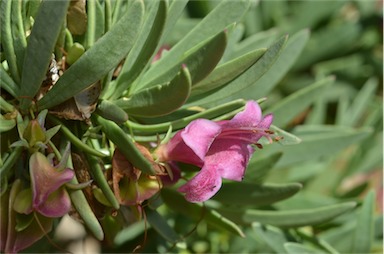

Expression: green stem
xmin=104 ymin=0 xmax=112 ymax=32
xmin=85 ymin=0 xmax=96 ymax=49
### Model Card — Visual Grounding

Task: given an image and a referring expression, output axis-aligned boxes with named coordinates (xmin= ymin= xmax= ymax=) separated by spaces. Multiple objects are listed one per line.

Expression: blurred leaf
xmin=0 ymin=115 xmax=16 ymax=133
xmin=336 ymin=78 xmax=378 ymax=126
xmin=246 ymin=152 xmax=283 ymax=183
xmin=266 ymin=76 xmax=334 ymax=127
xmin=67 ymin=0 xmax=87 ymax=35
xmin=242 ymin=202 xmax=356 ymax=227
xmin=351 ymin=190 xmax=375 ymax=253
xmin=252 ymin=223 xmax=288 ymax=253
xmin=111 ymin=0 xmax=167 ymax=99
xmin=146 ymin=208 xmax=181 ymax=243
xmin=284 ymin=242 xmax=326 ymax=254
xmin=38 ymin=0 xmax=144 ymax=110
xmin=266 ymin=126 xmax=373 ymax=168
xmin=19 ymin=0 xmax=70 ymax=111
xmin=115 ymin=66 xmax=191 ymax=117
xmin=114 ymin=220 xmax=146 ymax=246
xmin=212 ymin=182 xmax=302 ymax=206
xmin=161 ymin=188 xmax=245 ymax=237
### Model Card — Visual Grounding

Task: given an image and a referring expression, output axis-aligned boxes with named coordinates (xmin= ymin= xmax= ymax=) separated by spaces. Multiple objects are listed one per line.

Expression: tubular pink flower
xmin=158 ymin=101 xmax=274 ymax=202
xmin=29 ymin=152 xmax=74 ymax=217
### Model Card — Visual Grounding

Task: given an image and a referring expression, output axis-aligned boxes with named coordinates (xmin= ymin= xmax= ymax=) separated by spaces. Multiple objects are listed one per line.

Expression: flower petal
xmin=178 ymin=167 xmax=222 ymax=202
xmin=181 ymin=119 xmax=221 ymax=160
xmin=159 ymin=119 xmax=221 ymax=165
xmin=30 ymin=152 xmax=74 ymax=209
xmin=205 ymin=139 xmax=253 ymax=181
xmin=36 ymin=188 xmax=71 ymax=217
xmin=226 ymin=101 xmax=262 ymax=127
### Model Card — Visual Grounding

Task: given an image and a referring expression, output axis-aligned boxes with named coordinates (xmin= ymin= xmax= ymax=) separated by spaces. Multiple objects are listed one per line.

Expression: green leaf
xmin=146 ymin=209 xmax=181 ymax=243
xmin=284 ymin=242 xmax=326 ymax=254
xmin=114 ymin=220 xmax=146 ymax=246
xmin=0 ymin=0 xmax=20 ymax=83
xmin=111 ymin=0 xmax=167 ymax=99
xmin=37 ymin=0 xmax=144 ymax=110
xmin=141 ymin=0 xmax=249 ymax=88
xmin=212 ymin=182 xmax=302 ymax=206
xmin=19 ymin=0 xmax=70 ymax=111
xmin=243 ymin=202 xmax=357 ymax=227
xmin=190 ymin=48 xmax=266 ymax=97
xmin=258 ymin=126 xmax=373 ymax=169
xmin=0 ymin=116 xmax=16 ymax=133
xmin=94 ymin=115 xmax=155 ymax=175
xmin=252 ymin=223 xmax=288 ymax=253
xmin=0 ymin=65 xmax=19 ymax=98
xmin=246 ymin=152 xmax=283 ymax=183
xmin=11 ymin=0 xmax=27 ymax=74
xmin=230 ymin=29 xmax=310 ymax=101
xmin=136 ymin=29 xmax=227 ymax=92
xmin=68 ymin=175 xmax=104 ymax=241
xmin=127 ymin=99 xmax=246 ymax=135
xmin=351 ymin=190 xmax=375 ymax=253
xmin=96 ymin=100 xmax=128 ymax=124
xmin=337 ymin=78 xmax=378 ymax=126
xmin=115 ymin=67 xmax=191 ymax=117
xmin=266 ymin=76 xmax=335 ymax=127
xmin=86 ymin=152 xmax=120 ymax=210
xmin=161 ymin=188 xmax=245 ymax=237
xmin=187 ymin=35 xmax=288 ymax=107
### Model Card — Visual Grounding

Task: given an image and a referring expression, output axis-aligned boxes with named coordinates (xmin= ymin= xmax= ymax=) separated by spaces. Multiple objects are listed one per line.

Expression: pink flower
xmin=157 ymin=101 xmax=274 ymax=202
xmin=29 ymin=150 xmax=74 ymax=217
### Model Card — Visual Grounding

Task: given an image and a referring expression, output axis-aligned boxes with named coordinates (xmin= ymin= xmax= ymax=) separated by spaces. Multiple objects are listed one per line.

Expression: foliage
xmin=0 ymin=0 xmax=382 ymax=253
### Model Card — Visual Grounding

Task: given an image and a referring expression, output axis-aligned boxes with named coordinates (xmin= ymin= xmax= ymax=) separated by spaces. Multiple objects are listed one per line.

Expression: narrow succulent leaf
xmin=190 ymin=48 xmax=266 ymax=97
xmin=142 ymin=0 xmax=249 ymax=87
xmin=0 ymin=147 xmax=23 ymax=180
xmin=114 ymin=220 xmax=146 ymax=246
xmin=187 ymin=35 xmax=288 ymax=107
xmin=266 ymin=76 xmax=335 ymax=127
xmin=242 ymin=202 xmax=357 ymax=227
xmin=272 ymin=127 xmax=373 ymax=168
xmin=86 ymin=151 xmax=120 ymax=209
xmin=284 ymin=242 xmax=326 ymax=254
xmin=137 ymin=29 xmax=227 ymax=92
xmin=94 ymin=115 xmax=155 ymax=175
xmin=115 ymin=67 xmax=191 ymax=117
xmin=231 ymin=29 xmax=310 ymax=101
xmin=0 ymin=0 xmax=20 ymax=83
xmin=0 ymin=96 xmax=15 ymax=112
xmin=68 ymin=174 xmax=104 ymax=240
xmin=146 ymin=209 xmax=181 ymax=243
xmin=85 ymin=0 xmax=96 ymax=48
xmin=126 ymin=99 xmax=246 ymax=135
xmin=37 ymin=0 xmax=144 ymax=110
xmin=19 ymin=0 xmax=70 ymax=112
xmin=0 ymin=65 xmax=19 ymax=97
xmin=252 ymin=223 xmax=288 ymax=253
xmin=161 ymin=188 xmax=245 ymax=237
xmin=0 ymin=117 xmax=16 ymax=133
xmin=159 ymin=0 xmax=188 ymax=45
xmin=112 ymin=0 xmax=167 ymax=99
xmin=96 ymin=100 xmax=128 ymax=124
xmin=44 ymin=125 xmax=61 ymax=142
xmin=11 ymin=0 xmax=27 ymax=74
xmin=351 ymin=190 xmax=375 ymax=253
xmin=270 ymin=125 xmax=302 ymax=145
xmin=246 ymin=152 xmax=283 ymax=183
xmin=339 ymin=78 xmax=378 ymax=126
xmin=212 ymin=182 xmax=302 ymax=206
xmin=47 ymin=116 xmax=106 ymax=158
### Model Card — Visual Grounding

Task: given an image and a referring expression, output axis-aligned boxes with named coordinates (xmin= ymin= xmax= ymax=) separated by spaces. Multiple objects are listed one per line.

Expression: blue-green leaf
xmin=115 ymin=66 xmax=191 ymax=117
xmin=37 ymin=0 xmax=144 ymax=110
xmin=19 ymin=0 xmax=70 ymax=111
